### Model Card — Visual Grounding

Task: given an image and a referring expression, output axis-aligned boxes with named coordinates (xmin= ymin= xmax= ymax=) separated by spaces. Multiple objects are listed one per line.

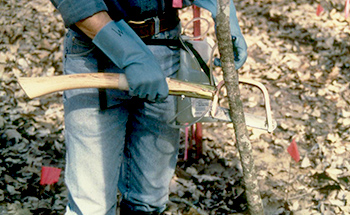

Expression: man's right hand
xmin=76 ymin=12 xmax=169 ymax=102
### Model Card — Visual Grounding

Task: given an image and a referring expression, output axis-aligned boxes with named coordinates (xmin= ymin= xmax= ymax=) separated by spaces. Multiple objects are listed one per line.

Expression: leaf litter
xmin=1 ymin=0 xmax=350 ymax=214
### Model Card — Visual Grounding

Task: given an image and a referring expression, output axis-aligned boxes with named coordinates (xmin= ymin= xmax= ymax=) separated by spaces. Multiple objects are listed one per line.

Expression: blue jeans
xmin=63 ymin=26 xmax=181 ymax=214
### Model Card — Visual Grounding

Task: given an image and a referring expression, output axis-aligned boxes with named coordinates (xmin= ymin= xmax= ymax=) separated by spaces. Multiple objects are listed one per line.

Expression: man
xmin=49 ymin=0 xmax=247 ymax=214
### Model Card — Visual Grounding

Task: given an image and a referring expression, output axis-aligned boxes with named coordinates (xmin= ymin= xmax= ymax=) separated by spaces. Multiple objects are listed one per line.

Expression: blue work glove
xmin=193 ymin=0 xmax=247 ymax=69
xmin=92 ymin=20 xmax=168 ymax=102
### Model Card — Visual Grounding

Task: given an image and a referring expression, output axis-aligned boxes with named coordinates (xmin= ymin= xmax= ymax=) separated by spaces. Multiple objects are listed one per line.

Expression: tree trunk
xmin=216 ymin=0 xmax=264 ymax=214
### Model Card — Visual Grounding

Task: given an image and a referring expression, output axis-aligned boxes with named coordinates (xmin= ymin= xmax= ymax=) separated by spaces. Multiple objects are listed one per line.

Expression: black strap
xmin=183 ymin=41 xmax=211 ymax=83
xmin=97 ymin=50 xmax=108 ymax=111
xmin=98 ymin=86 xmax=107 ymax=111
xmin=144 ymin=38 xmax=213 ymax=85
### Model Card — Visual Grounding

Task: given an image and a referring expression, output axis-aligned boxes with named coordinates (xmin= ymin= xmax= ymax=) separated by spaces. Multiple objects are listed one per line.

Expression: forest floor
xmin=1 ymin=0 xmax=350 ymax=214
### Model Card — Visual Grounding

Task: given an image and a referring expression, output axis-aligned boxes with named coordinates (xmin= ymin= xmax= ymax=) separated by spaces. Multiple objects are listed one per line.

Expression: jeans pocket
xmin=64 ymin=29 xmax=96 ymax=57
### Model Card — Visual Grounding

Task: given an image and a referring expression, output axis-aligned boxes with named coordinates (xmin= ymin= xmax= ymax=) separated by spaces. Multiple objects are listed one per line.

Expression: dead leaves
xmin=201 ymin=0 xmax=350 ymax=214
xmin=0 ymin=0 xmax=66 ymax=214
xmin=1 ymin=0 xmax=350 ymax=214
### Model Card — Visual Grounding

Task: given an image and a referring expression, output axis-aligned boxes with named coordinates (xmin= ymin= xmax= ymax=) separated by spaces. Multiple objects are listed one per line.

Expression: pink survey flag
xmin=316 ymin=4 xmax=324 ymax=16
xmin=287 ymin=139 xmax=300 ymax=163
xmin=40 ymin=166 xmax=62 ymax=185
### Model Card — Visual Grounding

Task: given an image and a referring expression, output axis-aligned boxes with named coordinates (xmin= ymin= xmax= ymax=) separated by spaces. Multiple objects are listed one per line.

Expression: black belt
xmin=128 ymin=15 xmax=180 ymax=39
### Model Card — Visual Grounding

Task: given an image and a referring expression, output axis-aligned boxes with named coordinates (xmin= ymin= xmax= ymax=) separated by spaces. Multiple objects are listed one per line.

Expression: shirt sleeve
xmin=50 ymin=0 xmax=108 ymax=28
xmin=192 ymin=0 xmax=217 ymax=18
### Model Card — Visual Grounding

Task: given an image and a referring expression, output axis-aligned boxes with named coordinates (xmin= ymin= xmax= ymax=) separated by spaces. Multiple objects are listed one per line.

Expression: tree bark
xmin=216 ymin=0 xmax=264 ymax=214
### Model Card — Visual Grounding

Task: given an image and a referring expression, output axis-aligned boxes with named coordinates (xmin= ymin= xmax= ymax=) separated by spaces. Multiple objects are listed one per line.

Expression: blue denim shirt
xmin=50 ymin=0 xmax=108 ymax=28
xmin=50 ymin=0 xmax=194 ymax=28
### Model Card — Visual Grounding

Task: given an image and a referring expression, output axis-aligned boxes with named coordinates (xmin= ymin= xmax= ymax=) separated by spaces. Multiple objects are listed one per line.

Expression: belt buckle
xmin=128 ymin=17 xmax=161 ymax=38
xmin=128 ymin=16 xmax=154 ymax=25
xmin=128 ymin=20 xmax=147 ymax=25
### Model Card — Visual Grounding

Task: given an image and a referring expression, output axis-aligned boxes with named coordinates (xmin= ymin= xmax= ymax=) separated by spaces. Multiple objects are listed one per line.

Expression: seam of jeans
xmin=124 ymin=149 xmax=131 ymax=199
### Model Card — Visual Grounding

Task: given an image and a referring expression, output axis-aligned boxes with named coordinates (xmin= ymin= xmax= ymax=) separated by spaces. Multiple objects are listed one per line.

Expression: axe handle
xmin=17 ymin=73 xmax=215 ymax=99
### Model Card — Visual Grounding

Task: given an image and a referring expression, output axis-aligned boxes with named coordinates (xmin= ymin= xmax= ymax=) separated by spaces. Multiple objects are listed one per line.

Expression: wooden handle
xmin=18 ymin=73 xmax=215 ymax=99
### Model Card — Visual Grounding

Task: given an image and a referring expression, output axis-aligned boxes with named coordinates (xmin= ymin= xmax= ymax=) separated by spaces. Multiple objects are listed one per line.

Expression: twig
xmin=285 ymin=157 xmax=292 ymax=203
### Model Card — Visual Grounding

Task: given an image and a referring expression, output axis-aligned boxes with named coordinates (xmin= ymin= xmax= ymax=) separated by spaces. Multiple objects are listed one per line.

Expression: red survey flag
xmin=40 ymin=166 xmax=61 ymax=185
xmin=316 ymin=4 xmax=324 ymax=16
xmin=287 ymin=139 xmax=300 ymax=162
xmin=345 ymin=0 xmax=350 ymax=18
